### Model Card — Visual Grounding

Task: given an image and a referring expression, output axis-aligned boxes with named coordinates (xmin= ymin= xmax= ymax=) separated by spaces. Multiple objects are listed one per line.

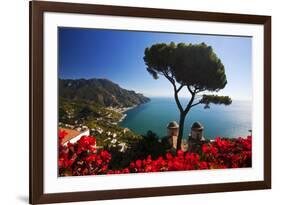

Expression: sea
xmin=119 ymin=97 xmax=252 ymax=139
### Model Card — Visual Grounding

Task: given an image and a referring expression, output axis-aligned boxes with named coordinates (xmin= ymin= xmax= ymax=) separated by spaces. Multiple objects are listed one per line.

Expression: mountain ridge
xmin=59 ymin=78 xmax=150 ymax=107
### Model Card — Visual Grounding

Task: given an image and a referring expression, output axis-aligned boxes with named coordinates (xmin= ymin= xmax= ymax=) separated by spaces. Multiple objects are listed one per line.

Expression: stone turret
xmin=188 ymin=122 xmax=205 ymax=153
xmin=167 ymin=121 xmax=179 ymax=136
xmin=166 ymin=121 xmax=179 ymax=150
xmin=191 ymin=122 xmax=204 ymax=141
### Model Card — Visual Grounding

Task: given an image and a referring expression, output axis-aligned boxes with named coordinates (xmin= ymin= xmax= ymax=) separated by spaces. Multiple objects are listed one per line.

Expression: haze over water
xmin=119 ymin=97 xmax=252 ymax=139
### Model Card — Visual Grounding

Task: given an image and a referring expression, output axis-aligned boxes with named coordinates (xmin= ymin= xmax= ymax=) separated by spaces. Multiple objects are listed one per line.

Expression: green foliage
xmin=59 ymin=97 xmax=111 ymax=123
xmin=200 ymin=94 xmax=232 ymax=109
xmin=144 ymin=42 xmax=176 ymax=79
xmin=144 ymin=42 xmax=227 ymax=91
xmin=108 ymin=131 xmax=166 ymax=170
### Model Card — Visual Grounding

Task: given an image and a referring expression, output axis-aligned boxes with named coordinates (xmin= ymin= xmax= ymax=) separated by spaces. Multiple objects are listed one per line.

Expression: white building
xmin=60 ymin=128 xmax=90 ymax=146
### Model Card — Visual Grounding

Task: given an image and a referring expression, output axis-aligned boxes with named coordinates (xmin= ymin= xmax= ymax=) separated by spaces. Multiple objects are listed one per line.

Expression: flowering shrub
xmin=59 ymin=130 xmax=111 ymax=176
xmin=114 ymin=151 xmax=208 ymax=174
xmin=201 ymin=136 xmax=252 ymax=169
xmin=108 ymin=136 xmax=251 ymax=174
xmin=58 ymin=130 xmax=252 ymax=176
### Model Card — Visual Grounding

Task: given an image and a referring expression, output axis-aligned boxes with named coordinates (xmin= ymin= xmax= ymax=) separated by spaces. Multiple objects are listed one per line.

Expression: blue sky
xmin=59 ymin=27 xmax=252 ymax=100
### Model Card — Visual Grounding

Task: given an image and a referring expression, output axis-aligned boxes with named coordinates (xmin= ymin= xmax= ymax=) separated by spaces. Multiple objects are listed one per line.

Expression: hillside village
xmin=59 ymin=121 xmax=132 ymax=153
xmin=59 ymin=96 xmax=143 ymax=152
xmin=59 ymin=78 xmax=150 ymax=152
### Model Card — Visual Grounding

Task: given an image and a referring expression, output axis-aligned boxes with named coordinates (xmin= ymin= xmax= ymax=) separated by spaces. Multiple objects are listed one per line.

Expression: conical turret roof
xmin=191 ymin=121 xmax=203 ymax=130
xmin=167 ymin=121 xmax=179 ymax=129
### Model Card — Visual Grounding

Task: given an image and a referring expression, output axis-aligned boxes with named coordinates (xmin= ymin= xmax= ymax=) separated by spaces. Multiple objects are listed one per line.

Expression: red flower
xmin=77 ymin=136 xmax=96 ymax=152
xmin=135 ymin=160 xmax=142 ymax=169
xmin=58 ymin=158 xmax=65 ymax=168
xmin=59 ymin=130 xmax=68 ymax=144
xmin=199 ymin=162 xmax=208 ymax=169
xmin=130 ymin=162 xmax=135 ymax=169
xmin=123 ymin=168 xmax=130 ymax=173
xmin=166 ymin=152 xmax=173 ymax=160
xmin=86 ymin=154 xmax=97 ymax=163
xmin=100 ymin=150 xmax=111 ymax=162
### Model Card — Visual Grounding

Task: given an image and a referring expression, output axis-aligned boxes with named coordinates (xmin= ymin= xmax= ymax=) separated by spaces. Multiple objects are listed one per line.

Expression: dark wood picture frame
xmin=30 ymin=1 xmax=271 ymax=204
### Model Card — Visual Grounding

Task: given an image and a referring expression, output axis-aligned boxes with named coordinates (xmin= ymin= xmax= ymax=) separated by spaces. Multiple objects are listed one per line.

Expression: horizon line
xmin=146 ymin=95 xmax=252 ymax=101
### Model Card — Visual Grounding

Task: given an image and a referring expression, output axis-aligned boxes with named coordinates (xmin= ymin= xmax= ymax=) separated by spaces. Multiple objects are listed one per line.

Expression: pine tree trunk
xmin=177 ymin=112 xmax=187 ymax=150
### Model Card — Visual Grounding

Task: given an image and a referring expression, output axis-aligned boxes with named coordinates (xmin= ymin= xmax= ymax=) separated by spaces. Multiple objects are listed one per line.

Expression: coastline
xmin=120 ymin=105 xmax=137 ymax=113
xmin=118 ymin=113 xmax=127 ymax=123
xmin=108 ymin=99 xmax=151 ymax=124
xmin=118 ymin=105 xmax=137 ymax=122
xmin=107 ymin=105 xmax=138 ymax=124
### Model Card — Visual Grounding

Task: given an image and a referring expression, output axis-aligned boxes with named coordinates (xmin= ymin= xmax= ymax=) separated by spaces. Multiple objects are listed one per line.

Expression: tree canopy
xmin=144 ymin=42 xmax=227 ymax=92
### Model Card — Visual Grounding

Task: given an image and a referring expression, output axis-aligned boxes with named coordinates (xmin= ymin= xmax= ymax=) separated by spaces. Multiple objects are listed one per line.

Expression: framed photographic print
xmin=29 ymin=0 xmax=271 ymax=204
